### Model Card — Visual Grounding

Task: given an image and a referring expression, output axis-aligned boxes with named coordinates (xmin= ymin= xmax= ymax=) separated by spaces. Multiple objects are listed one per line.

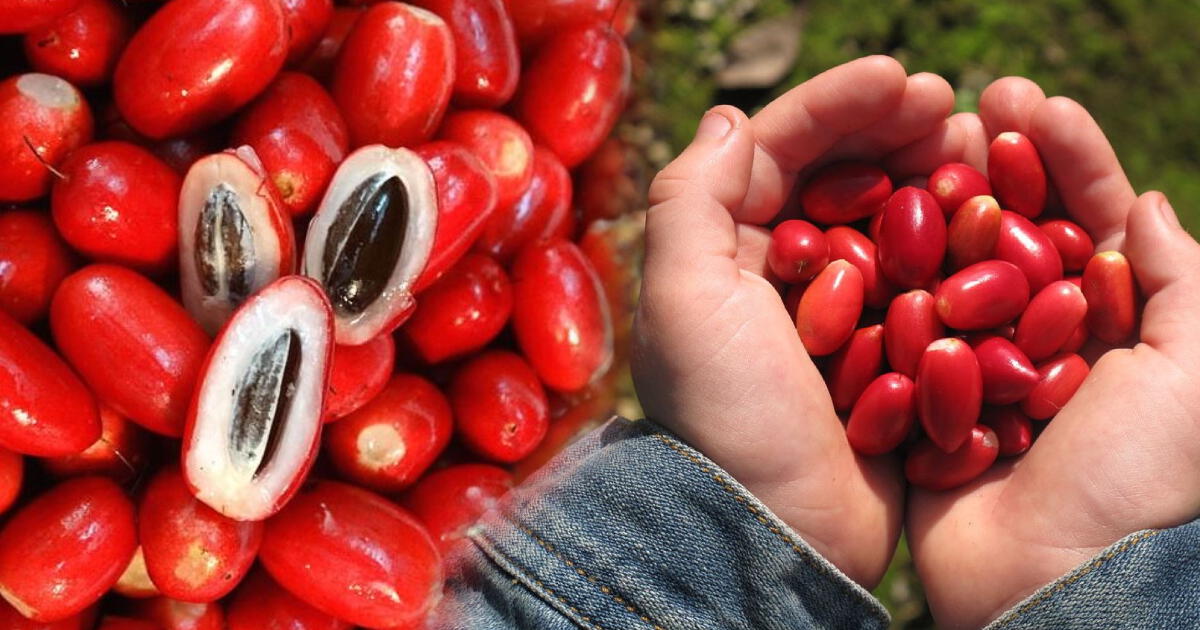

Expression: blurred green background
xmin=631 ymin=1 xmax=1200 ymax=626
xmin=636 ymin=0 xmax=1200 ymax=234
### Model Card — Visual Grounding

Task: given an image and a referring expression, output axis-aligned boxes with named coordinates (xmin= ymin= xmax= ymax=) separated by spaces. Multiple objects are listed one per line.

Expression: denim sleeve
xmin=986 ymin=518 xmax=1200 ymax=629
xmin=428 ymin=417 xmax=890 ymax=630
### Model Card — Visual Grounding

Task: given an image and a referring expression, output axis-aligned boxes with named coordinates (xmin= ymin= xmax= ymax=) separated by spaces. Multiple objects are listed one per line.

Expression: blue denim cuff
xmin=436 ymin=417 xmax=889 ymax=629
xmin=987 ymin=518 xmax=1200 ymax=629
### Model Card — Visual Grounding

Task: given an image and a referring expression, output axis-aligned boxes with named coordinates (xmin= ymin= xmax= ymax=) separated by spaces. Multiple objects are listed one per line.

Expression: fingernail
xmin=1158 ymin=195 xmax=1182 ymax=230
xmin=695 ymin=110 xmax=733 ymax=143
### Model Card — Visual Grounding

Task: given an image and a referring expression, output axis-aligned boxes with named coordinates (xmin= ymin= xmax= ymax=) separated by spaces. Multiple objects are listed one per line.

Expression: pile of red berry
xmin=0 ymin=0 xmax=637 ymax=628
xmin=771 ymin=132 xmax=1139 ymax=492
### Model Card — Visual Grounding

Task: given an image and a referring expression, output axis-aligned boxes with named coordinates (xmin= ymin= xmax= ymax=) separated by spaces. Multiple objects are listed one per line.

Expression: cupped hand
xmin=905 ymin=81 xmax=1200 ymax=628
xmin=632 ymin=56 xmax=957 ymax=587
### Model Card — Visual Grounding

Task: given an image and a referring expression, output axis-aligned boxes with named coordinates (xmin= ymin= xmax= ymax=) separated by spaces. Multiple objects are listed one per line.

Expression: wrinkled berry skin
xmin=113 ymin=0 xmax=288 ymax=139
xmin=0 ymin=477 xmax=136 ymax=623
xmin=332 ymin=2 xmax=454 ymax=148
xmin=260 ymin=481 xmax=443 ymax=629
xmin=511 ymin=239 xmax=614 ymax=392
xmin=515 ymin=21 xmax=631 ymax=168
xmin=50 ymin=264 xmax=210 ymax=437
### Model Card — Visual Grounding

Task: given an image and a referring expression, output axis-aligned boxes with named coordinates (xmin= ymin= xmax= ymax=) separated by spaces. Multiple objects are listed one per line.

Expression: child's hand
xmin=905 ymin=80 xmax=1200 ymax=628
xmin=632 ymin=56 xmax=957 ymax=587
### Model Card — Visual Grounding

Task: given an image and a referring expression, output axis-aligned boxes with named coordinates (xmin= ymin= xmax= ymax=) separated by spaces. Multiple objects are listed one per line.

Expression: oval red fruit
xmin=412 ymin=0 xmax=520 ymax=107
xmin=988 ymin=131 xmax=1047 ymax=219
xmin=0 ymin=477 xmax=136 ymax=622
xmin=515 ymin=20 xmax=631 ymax=168
xmin=226 ymin=570 xmax=349 ymax=630
xmin=51 ymin=265 xmax=209 ymax=436
xmin=140 ymin=468 xmax=263 ymax=602
xmin=52 ymin=141 xmax=181 ymax=274
xmin=935 ymin=260 xmax=1030 ymax=330
xmin=280 ymin=0 xmax=333 ymax=64
xmin=969 ymin=335 xmax=1040 ymax=406
xmin=22 ymin=0 xmax=131 ymax=86
xmin=981 ymin=407 xmax=1033 ymax=457
xmin=0 ymin=310 xmax=100 ymax=456
xmin=332 ymin=2 xmax=454 ymax=148
xmin=1038 ymin=219 xmax=1094 ymax=272
xmin=1021 ymin=353 xmax=1090 ymax=421
xmin=883 ymin=290 xmax=944 ymax=377
xmin=825 ymin=226 xmax=893 ymax=309
xmin=1082 ymin=251 xmax=1137 ymax=345
xmin=877 ymin=187 xmax=947 ymax=289
xmin=260 ymin=481 xmax=442 ymax=629
xmin=326 ymin=373 xmax=453 ymax=493
xmin=800 ymin=162 xmax=892 ymax=225
xmin=1015 ymin=280 xmax=1088 ymax=361
xmin=113 ymin=0 xmax=287 ymax=139
xmin=767 ymin=220 xmax=829 ymax=284
xmin=402 ymin=253 xmax=513 ymax=364
xmin=472 ymin=144 xmax=570 ymax=264
xmin=0 ymin=209 xmax=73 ymax=324
xmin=504 ymin=0 xmax=630 ymax=47
xmin=512 ymin=239 xmax=614 ymax=391
xmin=231 ymin=72 xmax=350 ymax=217
xmin=40 ymin=405 xmax=149 ymax=483
xmin=0 ymin=448 xmax=21 ymax=515
xmin=0 ymin=73 xmax=94 ymax=202
xmin=917 ymin=338 xmax=983 ymax=453
xmin=795 ymin=260 xmax=864 ymax=357
xmin=403 ymin=463 xmax=513 ymax=552
xmin=906 ymin=425 xmax=999 ymax=491
xmin=946 ymin=195 xmax=1002 ymax=270
xmin=450 ymin=351 xmax=549 ymax=462
xmin=413 ymin=141 xmax=500 ymax=289
xmin=439 ymin=110 xmax=534 ymax=210
xmin=995 ymin=210 xmax=1064 ymax=294
xmin=325 ymin=334 xmax=395 ymax=422
xmin=845 ymin=372 xmax=916 ymax=456
xmin=927 ymin=162 xmax=992 ymax=216
xmin=825 ymin=325 xmax=884 ymax=413
xmin=0 ymin=0 xmax=81 ymax=33
xmin=132 ymin=597 xmax=225 ymax=630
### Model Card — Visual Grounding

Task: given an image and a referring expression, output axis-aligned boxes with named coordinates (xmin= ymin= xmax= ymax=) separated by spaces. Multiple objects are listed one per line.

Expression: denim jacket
xmin=428 ymin=418 xmax=1200 ymax=629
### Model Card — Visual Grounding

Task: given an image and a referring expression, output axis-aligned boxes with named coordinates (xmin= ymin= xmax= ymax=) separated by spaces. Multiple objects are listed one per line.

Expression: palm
xmin=635 ymin=56 xmax=963 ymax=586
xmin=907 ymin=80 xmax=1200 ymax=628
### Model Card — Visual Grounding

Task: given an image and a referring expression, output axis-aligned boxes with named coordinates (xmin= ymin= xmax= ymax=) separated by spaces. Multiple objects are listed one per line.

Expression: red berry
xmin=325 ymin=334 xmax=396 ymax=422
xmin=403 ymin=463 xmax=513 ymax=552
xmin=801 ymin=162 xmax=893 ymax=225
xmin=0 ymin=209 xmax=74 ymax=324
xmin=0 ymin=73 xmax=94 ymax=202
xmin=450 ymin=351 xmax=549 ymax=462
xmin=767 ymin=220 xmax=829 ymax=284
xmin=401 ymin=253 xmax=513 ymax=364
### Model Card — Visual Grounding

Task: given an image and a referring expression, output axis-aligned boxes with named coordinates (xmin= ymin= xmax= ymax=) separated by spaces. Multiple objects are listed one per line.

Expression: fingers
xmin=740 ymin=56 xmax=909 ymax=224
xmin=883 ymin=112 xmax=989 ymax=178
xmin=644 ymin=105 xmax=756 ymax=290
xmin=825 ymin=72 xmax=956 ymax=162
xmin=734 ymin=224 xmax=773 ymax=279
xmin=1122 ymin=192 xmax=1200 ymax=354
xmin=979 ymin=77 xmax=1046 ymax=137
xmin=1028 ymin=97 xmax=1137 ymax=249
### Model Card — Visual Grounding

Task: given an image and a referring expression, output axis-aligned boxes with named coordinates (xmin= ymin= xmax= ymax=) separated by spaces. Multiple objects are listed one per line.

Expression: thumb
xmin=1122 ymin=191 xmax=1200 ymax=354
xmin=643 ymin=106 xmax=755 ymax=287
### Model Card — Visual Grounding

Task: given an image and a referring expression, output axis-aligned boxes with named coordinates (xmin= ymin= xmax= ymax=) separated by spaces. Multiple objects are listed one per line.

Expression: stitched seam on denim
xmin=989 ymin=530 xmax=1161 ymax=628
xmin=649 ymin=431 xmax=890 ymax=624
xmin=516 ymin=524 xmax=665 ymax=630
xmin=470 ymin=528 xmax=607 ymax=630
